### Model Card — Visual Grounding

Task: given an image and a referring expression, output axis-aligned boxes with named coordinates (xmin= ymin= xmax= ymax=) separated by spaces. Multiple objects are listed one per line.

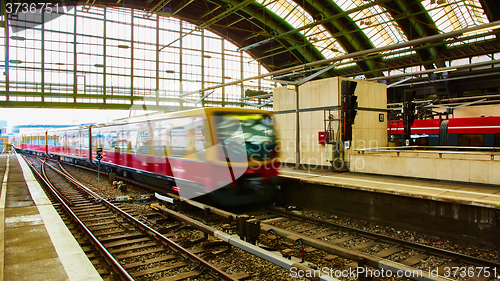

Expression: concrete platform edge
xmin=0 ymin=156 xmax=10 ymax=281
xmin=280 ymin=171 xmax=500 ymax=210
xmin=16 ymin=154 xmax=102 ymax=281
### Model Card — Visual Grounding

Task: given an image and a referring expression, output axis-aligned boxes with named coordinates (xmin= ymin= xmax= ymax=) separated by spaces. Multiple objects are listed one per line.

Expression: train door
xmin=439 ymin=120 xmax=449 ymax=145
xmin=83 ymin=129 xmax=89 ymax=159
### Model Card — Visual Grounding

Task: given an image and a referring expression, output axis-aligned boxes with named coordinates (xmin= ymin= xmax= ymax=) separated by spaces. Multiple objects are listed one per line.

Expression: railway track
xmin=22 ymin=154 xmax=500 ymax=280
xmin=256 ymin=208 xmax=500 ymax=281
xmin=158 ymin=196 xmax=500 ymax=281
xmin=23 ymin=155 xmax=237 ymax=281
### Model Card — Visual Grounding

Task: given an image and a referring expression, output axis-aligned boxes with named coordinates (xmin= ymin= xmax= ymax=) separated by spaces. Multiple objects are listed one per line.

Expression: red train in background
xmin=388 ymin=116 xmax=500 ymax=147
xmin=13 ymin=108 xmax=281 ymax=206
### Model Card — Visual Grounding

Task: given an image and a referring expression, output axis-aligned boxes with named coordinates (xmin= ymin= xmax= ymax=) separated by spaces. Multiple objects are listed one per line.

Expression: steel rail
xmin=23 ymin=155 xmax=134 ymax=281
xmin=48 ymin=160 xmax=236 ymax=281
xmin=265 ymin=207 xmax=500 ymax=271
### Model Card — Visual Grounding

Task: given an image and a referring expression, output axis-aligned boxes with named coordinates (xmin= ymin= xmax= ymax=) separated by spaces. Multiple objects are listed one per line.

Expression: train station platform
xmin=279 ymin=167 xmax=500 ymax=209
xmin=278 ymin=166 xmax=500 ymax=246
xmin=0 ymin=154 xmax=101 ymax=281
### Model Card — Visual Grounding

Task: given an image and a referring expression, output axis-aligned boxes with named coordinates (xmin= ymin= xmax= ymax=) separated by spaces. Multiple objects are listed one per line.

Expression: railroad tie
xmin=330 ymin=235 xmax=355 ymax=244
xmin=229 ymin=272 xmax=253 ymax=280
xmin=187 ymin=248 xmax=205 ymax=255
xmin=346 ymin=261 xmax=358 ymax=269
xmin=281 ymin=248 xmax=294 ymax=259
xmin=280 ymin=221 xmax=301 ymax=228
xmin=303 ymin=247 xmax=317 ymax=253
xmin=401 ymin=253 xmax=428 ymax=266
xmin=130 ymin=262 xmax=187 ymax=278
xmin=216 ymin=263 xmax=231 ymax=271
xmin=122 ymin=255 xmax=177 ymax=270
xmin=323 ymin=254 xmax=339 ymax=261
xmin=108 ymin=242 xmax=158 ymax=254
xmin=116 ymin=247 xmax=166 ymax=259
xmin=94 ymin=229 xmax=126 ymax=237
xmin=88 ymin=224 xmax=120 ymax=231
xmin=264 ymin=217 xmax=289 ymax=224
xmin=436 ymin=262 xmax=461 ymax=276
xmin=295 ymin=226 xmax=318 ymax=233
xmin=351 ymin=241 xmax=377 ymax=251
xmin=157 ymin=270 xmax=201 ymax=281
xmin=255 ymin=214 xmax=279 ymax=220
xmin=311 ymin=230 xmax=338 ymax=239
xmin=98 ymin=233 xmax=146 ymax=243
xmin=373 ymin=246 xmax=402 ymax=258
xmin=103 ymin=237 xmax=151 ymax=248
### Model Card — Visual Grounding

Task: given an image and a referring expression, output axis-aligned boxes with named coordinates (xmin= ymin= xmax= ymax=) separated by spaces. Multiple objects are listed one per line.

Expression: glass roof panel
xmin=336 ymin=0 xmax=407 ymax=48
xmin=424 ymin=0 xmax=489 ymax=33
xmin=424 ymin=0 xmax=491 ymax=47
xmin=261 ymin=0 xmax=346 ymax=59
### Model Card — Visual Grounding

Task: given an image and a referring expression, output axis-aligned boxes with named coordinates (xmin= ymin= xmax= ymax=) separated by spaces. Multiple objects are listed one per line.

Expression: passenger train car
xmin=14 ymin=108 xmax=280 ymax=206
xmin=388 ymin=116 xmax=500 ymax=147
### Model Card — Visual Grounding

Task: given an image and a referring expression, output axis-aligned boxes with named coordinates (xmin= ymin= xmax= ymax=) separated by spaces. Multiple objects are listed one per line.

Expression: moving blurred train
xmin=13 ymin=108 xmax=280 ymax=206
xmin=388 ymin=116 xmax=500 ymax=147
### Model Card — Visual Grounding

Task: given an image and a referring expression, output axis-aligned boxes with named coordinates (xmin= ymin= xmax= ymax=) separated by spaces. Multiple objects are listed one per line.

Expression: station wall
xmin=350 ymin=152 xmax=500 ymax=185
xmin=273 ymin=77 xmax=387 ymax=168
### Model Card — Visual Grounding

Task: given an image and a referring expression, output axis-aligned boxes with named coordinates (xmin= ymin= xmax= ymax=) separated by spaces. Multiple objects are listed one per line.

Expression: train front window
xmin=215 ymin=113 xmax=276 ymax=161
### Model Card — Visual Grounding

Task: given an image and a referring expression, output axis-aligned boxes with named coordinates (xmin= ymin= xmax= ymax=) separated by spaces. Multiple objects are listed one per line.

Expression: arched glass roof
xmin=260 ymin=0 xmax=492 ymax=70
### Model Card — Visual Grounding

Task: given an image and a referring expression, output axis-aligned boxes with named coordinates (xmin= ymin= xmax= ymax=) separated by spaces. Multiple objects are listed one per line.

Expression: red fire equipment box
xmin=318 ymin=132 xmax=326 ymax=145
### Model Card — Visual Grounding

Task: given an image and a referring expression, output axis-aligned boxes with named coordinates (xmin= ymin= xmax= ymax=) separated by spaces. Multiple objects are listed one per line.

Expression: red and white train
xmin=13 ymin=108 xmax=280 ymax=206
xmin=388 ymin=116 xmax=500 ymax=147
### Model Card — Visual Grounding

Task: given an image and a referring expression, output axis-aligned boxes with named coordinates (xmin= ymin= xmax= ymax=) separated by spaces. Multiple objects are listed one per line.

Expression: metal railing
xmin=354 ymin=146 xmax=500 ymax=160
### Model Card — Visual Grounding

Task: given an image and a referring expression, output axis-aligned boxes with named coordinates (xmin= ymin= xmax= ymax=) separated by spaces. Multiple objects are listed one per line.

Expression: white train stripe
xmin=387 ymin=127 xmax=439 ymax=131
xmin=448 ymin=126 xmax=500 ymax=129
xmin=388 ymin=126 xmax=500 ymax=131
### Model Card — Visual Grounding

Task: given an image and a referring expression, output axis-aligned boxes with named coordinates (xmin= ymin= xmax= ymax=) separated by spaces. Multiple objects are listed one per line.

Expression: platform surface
xmin=280 ymin=166 xmax=500 ymax=209
xmin=0 ymin=154 xmax=102 ymax=281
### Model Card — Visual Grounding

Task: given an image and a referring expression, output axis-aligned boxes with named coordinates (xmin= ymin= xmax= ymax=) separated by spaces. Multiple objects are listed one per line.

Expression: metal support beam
xmin=201 ymin=29 xmax=205 ymax=107
xmin=103 ymin=7 xmax=107 ymax=103
xmin=179 ymin=20 xmax=500 ymax=97
xmin=295 ymin=85 xmax=299 ymax=169
xmin=221 ymin=38 xmax=225 ymax=107
xmin=72 ymin=10 xmax=77 ymax=103
xmin=2 ymin=0 xmax=8 ymax=100
xmin=156 ymin=15 xmax=160 ymax=107
xmin=368 ymin=59 xmax=500 ymax=81
xmin=159 ymin=0 xmax=255 ymax=51
xmin=171 ymin=0 xmax=194 ymax=16
xmin=130 ymin=10 xmax=134 ymax=105
xmin=387 ymin=77 xmax=414 ymax=88
xmin=41 ymin=12 xmax=45 ymax=102
xmin=296 ymin=63 xmax=337 ymax=86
